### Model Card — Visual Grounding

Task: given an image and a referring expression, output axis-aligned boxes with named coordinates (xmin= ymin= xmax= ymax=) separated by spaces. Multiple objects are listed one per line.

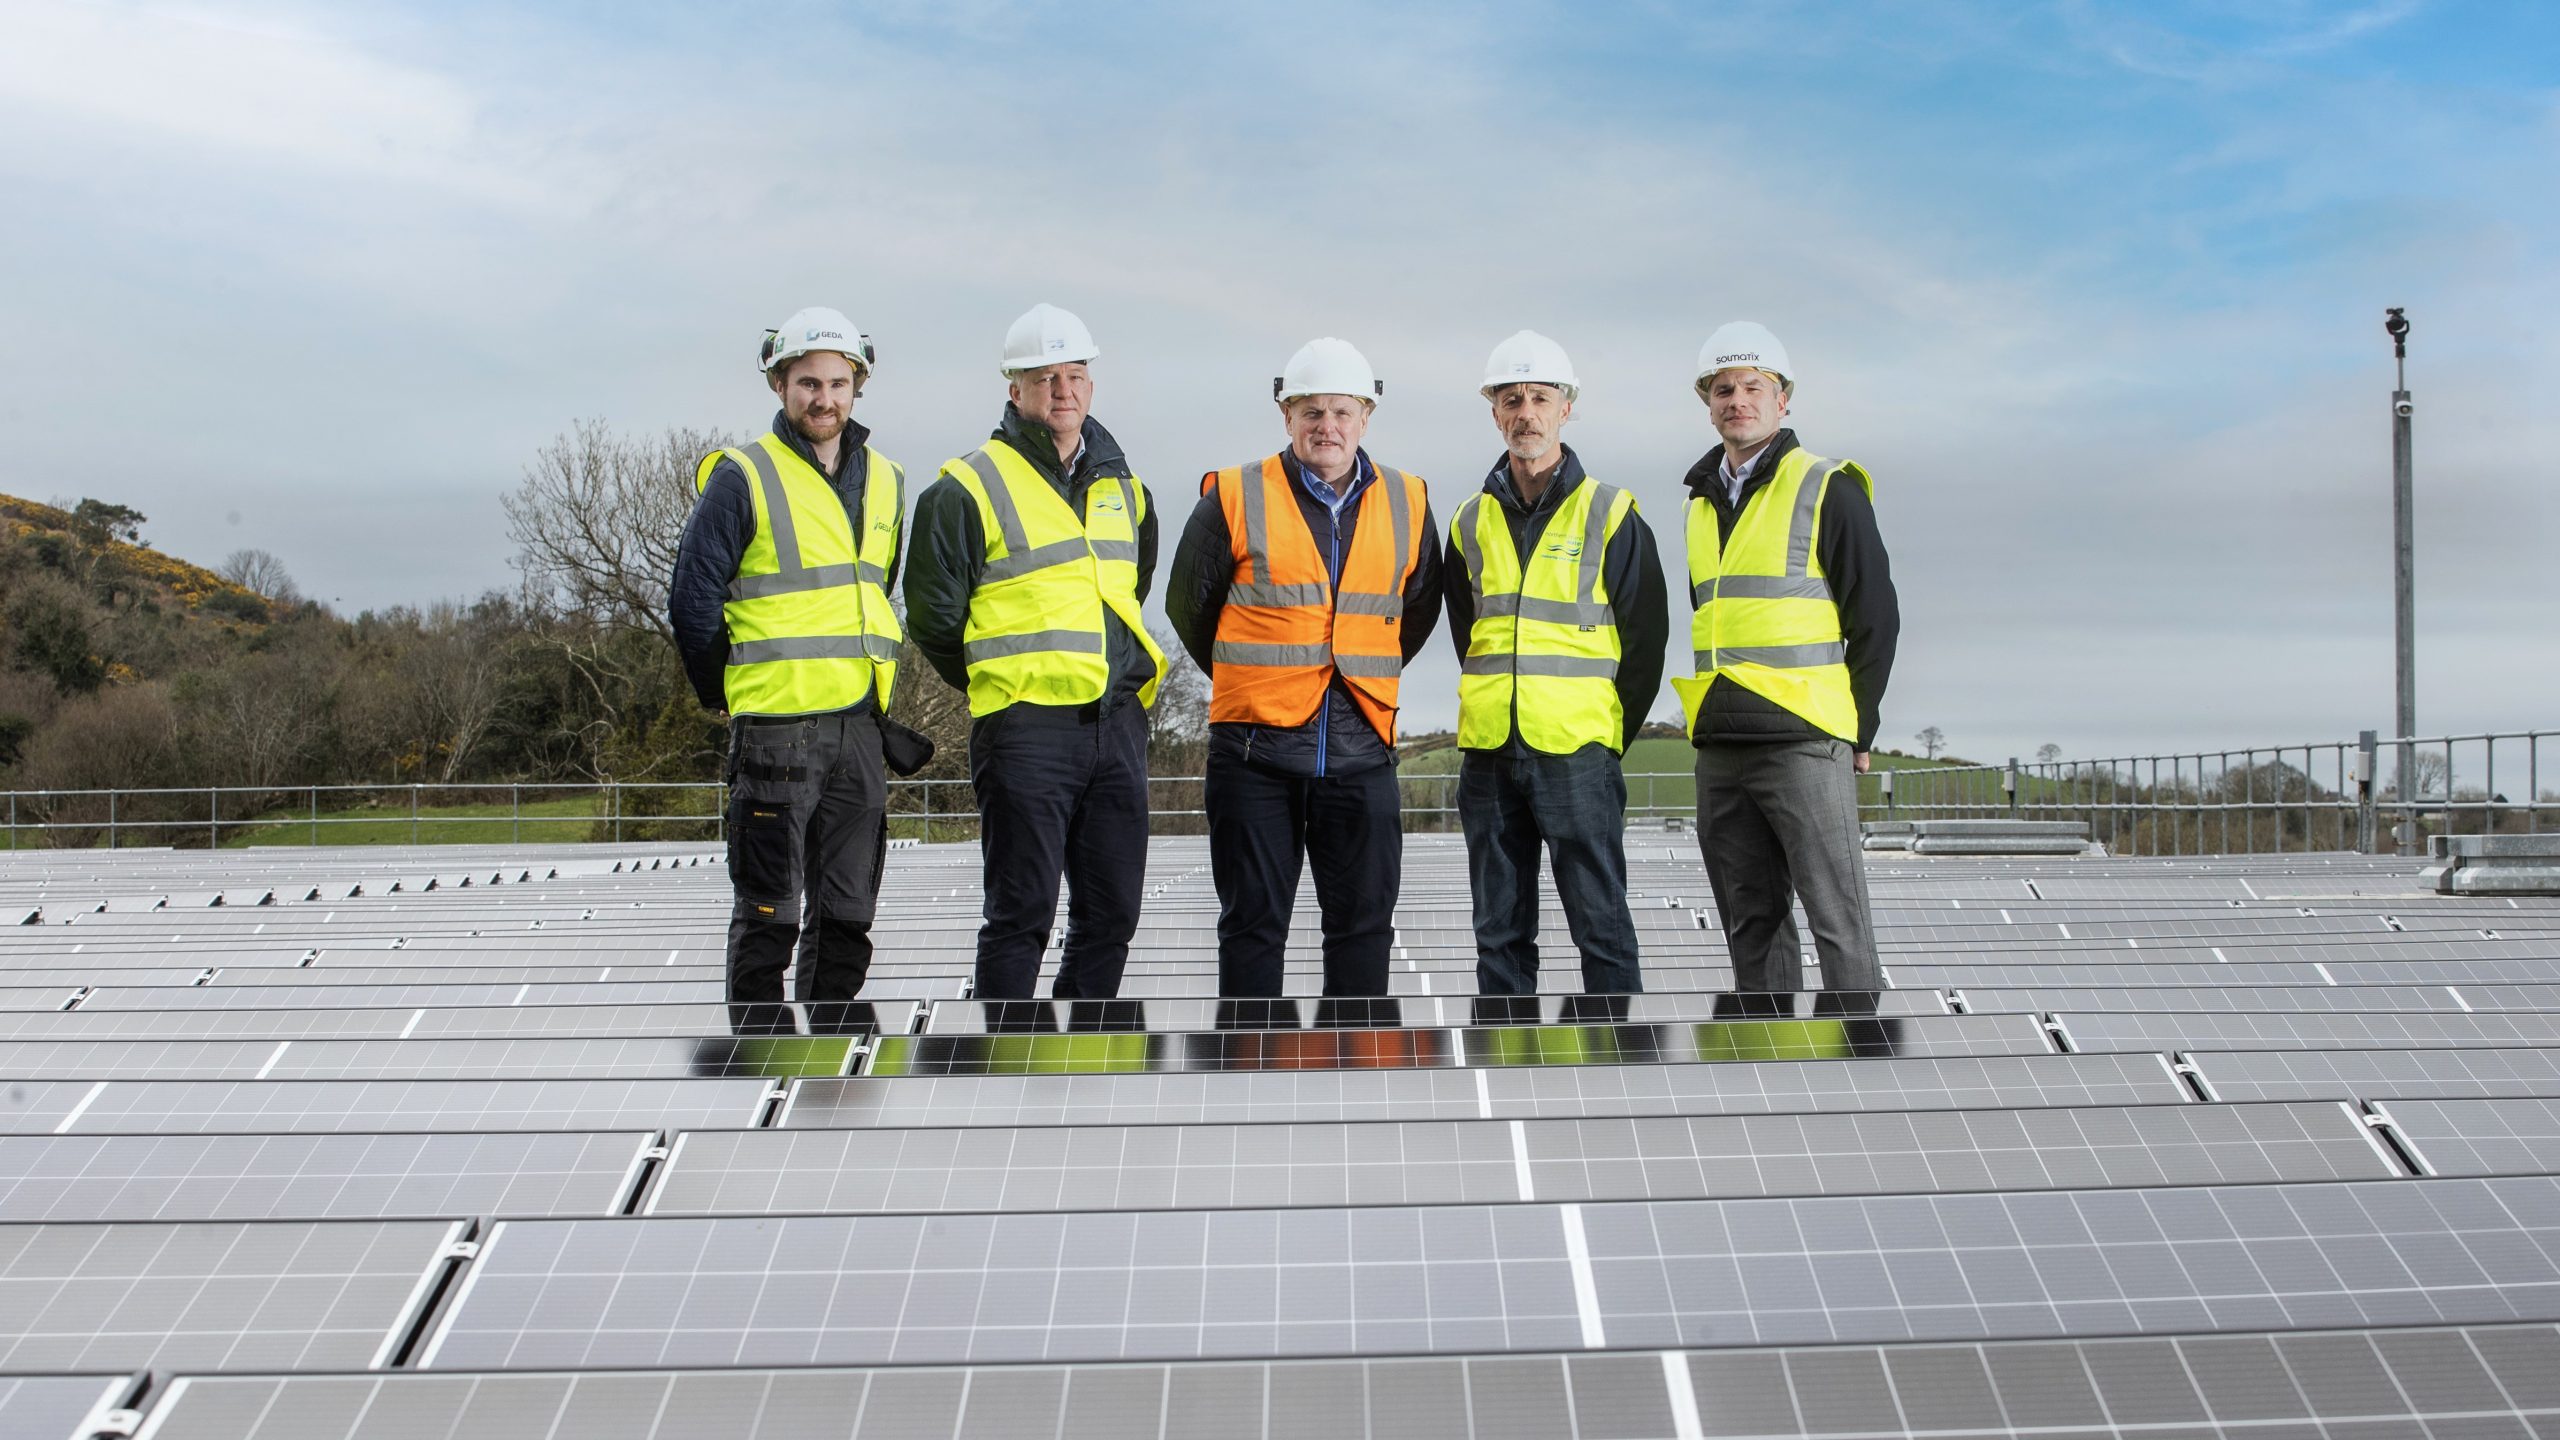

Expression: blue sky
xmin=0 ymin=0 xmax=2552 ymax=761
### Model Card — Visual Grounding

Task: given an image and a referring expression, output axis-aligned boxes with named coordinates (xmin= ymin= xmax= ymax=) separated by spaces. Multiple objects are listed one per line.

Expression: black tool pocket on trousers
xmin=727 ymin=742 xmax=807 ymax=903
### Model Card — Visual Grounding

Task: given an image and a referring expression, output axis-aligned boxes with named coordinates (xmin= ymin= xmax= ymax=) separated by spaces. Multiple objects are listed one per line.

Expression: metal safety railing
xmin=0 ymin=773 xmax=1707 ymax=850
xmin=1872 ymin=728 xmax=2557 ymax=857
xmin=3 ymin=729 xmax=2547 ymax=854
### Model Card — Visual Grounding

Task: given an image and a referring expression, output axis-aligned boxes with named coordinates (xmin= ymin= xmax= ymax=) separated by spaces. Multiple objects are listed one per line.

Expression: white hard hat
xmin=1002 ymin=303 xmax=1099 ymax=375
xmin=1480 ymin=330 xmax=1579 ymax=401
xmin=761 ymin=306 xmax=874 ymax=374
xmin=1694 ymin=321 xmax=1793 ymax=395
xmin=1275 ymin=337 xmax=1383 ymax=405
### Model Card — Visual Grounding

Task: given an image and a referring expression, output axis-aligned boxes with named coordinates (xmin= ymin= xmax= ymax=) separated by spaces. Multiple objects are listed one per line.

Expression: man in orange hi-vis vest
xmin=1168 ymin=339 xmax=1443 ymax=1014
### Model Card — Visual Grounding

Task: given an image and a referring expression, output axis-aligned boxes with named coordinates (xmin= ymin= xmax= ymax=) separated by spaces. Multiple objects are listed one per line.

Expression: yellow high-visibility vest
xmin=1671 ymin=448 xmax=1869 ymax=742
xmin=939 ymin=439 xmax=1165 ymax=716
xmin=1453 ymin=475 xmax=1634 ymax=754
xmin=695 ymin=433 xmax=903 ymax=717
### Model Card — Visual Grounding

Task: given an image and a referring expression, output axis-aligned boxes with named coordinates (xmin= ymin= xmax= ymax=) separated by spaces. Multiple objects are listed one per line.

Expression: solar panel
xmin=421 ymin=1175 xmax=2560 ymax=1367
xmin=0 ymin=1131 xmax=653 ymax=1221
xmin=2184 ymin=1046 xmax=2560 ymax=1102
xmin=111 ymin=1325 xmax=2560 ymax=1440
xmin=920 ymin=992 xmax=1946 ymax=1033
xmin=864 ymin=1013 xmax=2048 ymax=1078
xmin=0 ymin=1034 xmax=864 ymax=1081
xmin=2376 ymin=1097 xmax=2560 ymax=1177
xmin=57 ymin=1077 xmax=772 ymax=1135
xmin=0 ymin=1374 xmax=136 ymax=1440
xmin=645 ymin=1102 xmax=2390 ymax=1216
xmin=0 ymin=1218 xmax=462 ymax=1371
xmin=0 ymin=1002 xmax=916 ymax=1042
xmin=782 ymin=1054 xmax=2191 ymax=1129
xmin=2056 ymin=1010 xmax=2560 ymax=1052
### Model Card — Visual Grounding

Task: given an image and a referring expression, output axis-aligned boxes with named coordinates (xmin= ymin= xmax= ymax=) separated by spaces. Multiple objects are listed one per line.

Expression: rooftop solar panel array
xmin=3 ymin=833 xmax=2559 ymax=1436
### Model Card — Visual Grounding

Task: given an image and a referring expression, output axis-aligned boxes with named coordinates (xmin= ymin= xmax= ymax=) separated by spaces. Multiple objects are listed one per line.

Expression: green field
xmin=216 ymin=795 xmax=619 ymax=847
xmin=1398 ymin=738 xmax=2006 ymax=816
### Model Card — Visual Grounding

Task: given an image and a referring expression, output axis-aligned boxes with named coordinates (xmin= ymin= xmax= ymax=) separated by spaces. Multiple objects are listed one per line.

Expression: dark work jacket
xmin=1166 ymin=448 xmax=1444 ymax=778
xmin=904 ymin=405 xmax=1160 ymax=725
xmin=1681 ymin=429 xmax=1898 ymax=751
xmin=669 ymin=412 xmax=899 ymax=714
xmin=1441 ymin=445 xmax=1670 ymax=755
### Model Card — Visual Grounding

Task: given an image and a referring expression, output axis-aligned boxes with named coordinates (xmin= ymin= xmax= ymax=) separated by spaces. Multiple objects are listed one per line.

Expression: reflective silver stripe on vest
xmin=1464 ymin=653 xmax=1618 ymax=677
xmin=730 ymin=635 xmax=870 ymax=665
xmin=1477 ymin=593 xmax=1612 ymax=626
xmin=1578 ymin=482 xmax=1618 ymax=604
xmin=1694 ymin=641 xmax=1849 ymax=670
xmin=1213 ymin=639 xmax=1332 ymax=667
xmin=742 ymin=444 xmax=801 ymax=579
xmin=1376 ymin=465 xmax=1414 ymax=582
xmin=1709 ymin=574 xmax=1835 ymax=603
xmin=731 ymin=561 xmax=859 ymax=600
xmin=1237 ymin=460 xmax=1276 ymax=593
xmin=959 ymin=450 xmax=1029 ymax=557
xmin=981 ymin=537 xmax=1093 ymax=583
xmin=1332 ymin=652 xmax=1403 ymax=678
xmin=1786 ymin=459 xmax=1839 ymax=577
xmin=1228 ymin=581 xmax=1332 ymax=608
xmin=1089 ymin=540 xmax=1139 ymax=563
xmin=1333 ymin=590 xmax=1403 ymax=617
xmin=965 ymin=629 xmax=1105 ymax=664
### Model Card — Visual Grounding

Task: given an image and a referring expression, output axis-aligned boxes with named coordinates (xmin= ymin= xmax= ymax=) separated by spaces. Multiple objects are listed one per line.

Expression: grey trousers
xmin=1694 ymin=736 xmax=1881 ymax=994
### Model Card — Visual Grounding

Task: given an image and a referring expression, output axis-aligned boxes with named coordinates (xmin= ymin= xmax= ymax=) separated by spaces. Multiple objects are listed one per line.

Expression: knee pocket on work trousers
xmin=728 ymin=730 xmax=810 ymax=919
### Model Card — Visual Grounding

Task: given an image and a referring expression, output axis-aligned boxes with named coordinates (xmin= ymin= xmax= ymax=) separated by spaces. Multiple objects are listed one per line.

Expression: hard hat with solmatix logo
xmin=1480 ymin=330 xmax=1579 ymax=402
xmin=1002 ymin=303 xmax=1100 ymax=375
xmin=1694 ymin=321 xmax=1794 ymax=397
xmin=1275 ymin=337 xmax=1383 ymax=405
xmin=761 ymin=307 xmax=875 ymax=375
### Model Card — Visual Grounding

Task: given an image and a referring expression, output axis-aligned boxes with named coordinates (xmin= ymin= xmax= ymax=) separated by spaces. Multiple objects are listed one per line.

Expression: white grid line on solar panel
xmin=197 ymin=965 xmax=718 ymax=987
xmin=1898 ymin=963 xmax=2336 ymax=987
xmin=783 ymin=1053 xmax=2190 ymax=1130
xmin=0 ymin=1131 xmax=653 ymax=1222
xmin=2057 ymin=1010 xmax=2560 ymax=1052
xmin=0 ymin=1218 xmax=464 ymax=1372
xmin=0 ymin=988 xmax=80 ymax=1012
xmin=645 ymin=1101 xmax=2392 ymax=1216
xmin=127 ymin=1324 xmax=2560 ymax=1440
xmin=2183 ymin=1047 xmax=2560 ymax=1103
xmin=23 ymin=1077 xmax=772 ymax=1135
xmin=1888 ymin=936 xmax=2560 ymax=962
xmin=0 ymin=1002 xmax=893 ymax=1042
xmin=2372 ymin=1098 xmax=2560 ymax=1179
xmin=0 ymin=1033 xmax=858 ymax=1080
xmin=415 ymin=1174 xmax=2560 ymax=1368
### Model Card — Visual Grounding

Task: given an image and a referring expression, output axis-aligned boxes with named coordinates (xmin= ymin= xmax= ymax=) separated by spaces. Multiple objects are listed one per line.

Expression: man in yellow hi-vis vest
xmin=1670 ymin=322 xmax=1900 ymax=1012
xmin=671 ymin=307 xmax=906 ymax=1035
xmin=1444 ymin=332 xmax=1667 ymax=1004
xmin=907 ymin=304 xmax=1164 ymax=1004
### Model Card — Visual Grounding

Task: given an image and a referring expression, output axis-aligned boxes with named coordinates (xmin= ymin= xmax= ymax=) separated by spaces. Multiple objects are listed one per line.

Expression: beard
xmin=794 ymin=409 xmax=847 ymax=444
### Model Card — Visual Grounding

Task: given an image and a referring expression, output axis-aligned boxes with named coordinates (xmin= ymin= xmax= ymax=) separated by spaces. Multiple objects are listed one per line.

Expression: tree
xmin=219 ymin=548 xmax=300 ymax=603
xmin=504 ymin=420 xmax=731 ymax=645
xmin=6 ymin=577 xmax=106 ymax=695
xmin=70 ymin=499 xmax=147 ymax=547
xmin=1915 ymin=725 xmax=1946 ymax=760
xmin=2036 ymin=743 xmax=2063 ymax=765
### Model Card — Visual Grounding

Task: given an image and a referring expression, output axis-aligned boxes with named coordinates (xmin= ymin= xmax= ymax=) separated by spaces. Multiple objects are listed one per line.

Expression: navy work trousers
xmin=1460 ymin=744 xmax=1644 ymax=996
xmin=969 ymin=703 xmax=1150 ymax=1000
xmin=1207 ymin=754 xmax=1402 ymax=997
xmin=724 ymin=710 xmax=887 ymax=1035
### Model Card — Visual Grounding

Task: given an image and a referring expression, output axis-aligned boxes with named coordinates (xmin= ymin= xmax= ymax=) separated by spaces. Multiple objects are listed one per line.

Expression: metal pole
xmin=208 ymin=787 xmax=217 ymax=851
xmin=411 ymin=785 xmax=420 ymax=845
xmin=310 ymin=787 xmax=318 ymax=846
xmin=2387 ymin=307 xmax=2418 ymax=850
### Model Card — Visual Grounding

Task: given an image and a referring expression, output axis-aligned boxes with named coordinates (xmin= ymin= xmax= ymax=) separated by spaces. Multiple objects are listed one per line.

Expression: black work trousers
xmin=1206 ymin=754 xmax=1401 ymax=997
xmin=724 ymin=710 xmax=887 ymax=1035
xmin=969 ymin=702 xmax=1150 ymax=1000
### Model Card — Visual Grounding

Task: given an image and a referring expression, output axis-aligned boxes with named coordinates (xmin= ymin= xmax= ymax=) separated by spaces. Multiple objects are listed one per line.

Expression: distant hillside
xmin=0 ymin=493 xmax=269 ymax=626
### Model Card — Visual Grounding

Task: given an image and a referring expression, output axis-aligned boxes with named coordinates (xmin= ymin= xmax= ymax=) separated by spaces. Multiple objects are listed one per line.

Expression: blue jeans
xmin=1459 ymin=745 xmax=1644 ymax=995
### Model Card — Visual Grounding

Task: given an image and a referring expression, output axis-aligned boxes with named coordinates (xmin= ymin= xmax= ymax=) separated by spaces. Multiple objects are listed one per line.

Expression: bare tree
xmin=1915 ymin=725 xmax=1946 ymax=760
xmin=503 ymin=420 xmax=732 ymax=644
xmin=395 ymin=602 xmax=509 ymax=783
xmin=218 ymin=548 xmax=300 ymax=603
xmin=2036 ymin=743 xmax=2063 ymax=765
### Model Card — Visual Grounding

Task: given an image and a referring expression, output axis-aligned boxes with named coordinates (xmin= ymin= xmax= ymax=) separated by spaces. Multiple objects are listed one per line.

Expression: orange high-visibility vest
xmin=1203 ymin=454 xmax=1427 ymax=746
